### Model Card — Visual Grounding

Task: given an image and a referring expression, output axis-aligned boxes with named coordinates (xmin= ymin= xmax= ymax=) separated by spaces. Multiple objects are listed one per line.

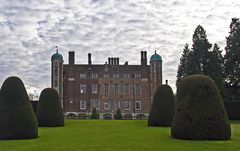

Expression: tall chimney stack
xmin=110 ymin=58 xmax=113 ymax=65
xmin=108 ymin=57 xmax=111 ymax=65
xmin=117 ymin=58 xmax=119 ymax=65
xmin=113 ymin=58 xmax=117 ymax=65
xmin=69 ymin=51 xmax=75 ymax=65
xmin=141 ymin=51 xmax=147 ymax=65
xmin=88 ymin=53 xmax=92 ymax=65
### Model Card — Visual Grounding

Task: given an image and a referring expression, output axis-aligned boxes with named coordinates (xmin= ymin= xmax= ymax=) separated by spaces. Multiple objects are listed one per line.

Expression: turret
xmin=51 ymin=47 xmax=64 ymax=107
xmin=150 ymin=50 xmax=162 ymax=103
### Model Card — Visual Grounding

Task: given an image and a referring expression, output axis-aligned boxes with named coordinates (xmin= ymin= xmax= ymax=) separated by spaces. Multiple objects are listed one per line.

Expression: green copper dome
xmin=51 ymin=50 xmax=63 ymax=61
xmin=150 ymin=51 xmax=162 ymax=61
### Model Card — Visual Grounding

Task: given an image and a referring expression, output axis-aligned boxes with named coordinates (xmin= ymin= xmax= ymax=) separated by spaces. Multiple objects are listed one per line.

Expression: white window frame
xmin=114 ymin=84 xmax=120 ymax=94
xmin=80 ymin=73 xmax=86 ymax=79
xmin=124 ymin=74 xmax=130 ymax=79
xmin=80 ymin=100 xmax=86 ymax=109
xmin=104 ymin=100 xmax=110 ymax=110
xmin=124 ymin=101 xmax=131 ymax=110
xmin=124 ymin=83 xmax=130 ymax=95
xmin=80 ymin=85 xmax=86 ymax=94
xmin=114 ymin=100 xmax=120 ymax=109
xmin=94 ymin=99 xmax=100 ymax=109
xmin=91 ymin=73 xmax=98 ymax=79
xmin=134 ymin=74 xmax=141 ymax=79
xmin=104 ymin=83 xmax=109 ymax=94
xmin=113 ymin=74 xmax=119 ymax=78
xmin=135 ymin=101 xmax=141 ymax=110
xmin=135 ymin=84 xmax=141 ymax=95
xmin=103 ymin=74 xmax=109 ymax=78
xmin=92 ymin=84 xmax=98 ymax=94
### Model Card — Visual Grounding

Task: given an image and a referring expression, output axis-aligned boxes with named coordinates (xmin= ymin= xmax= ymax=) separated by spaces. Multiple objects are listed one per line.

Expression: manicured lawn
xmin=0 ymin=120 xmax=240 ymax=151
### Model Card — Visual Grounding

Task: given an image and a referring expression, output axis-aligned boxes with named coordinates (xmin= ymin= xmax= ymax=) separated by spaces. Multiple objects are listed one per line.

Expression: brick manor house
xmin=51 ymin=49 xmax=162 ymax=119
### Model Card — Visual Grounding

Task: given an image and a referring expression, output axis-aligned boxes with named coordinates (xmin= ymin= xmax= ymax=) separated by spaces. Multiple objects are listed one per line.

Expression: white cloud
xmin=0 ymin=0 xmax=239 ymax=93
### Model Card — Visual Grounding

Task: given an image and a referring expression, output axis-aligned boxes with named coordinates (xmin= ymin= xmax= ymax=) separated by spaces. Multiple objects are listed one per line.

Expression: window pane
xmin=104 ymin=83 xmax=109 ymax=94
xmin=114 ymin=84 xmax=120 ymax=94
xmin=124 ymin=74 xmax=130 ymax=78
xmin=92 ymin=84 xmax=98 ymax=94
xmin=113 ymin=74 xmax=119 ymax=78
xmin=80 ymin=85 xmax=86 ymax=94
xmin=135 ymin=101 xmax=141 ymax=110
xmin=114 ymin=100 xmax=120 ymax=109
xmin=124 ymin=83 xmax=130 ymax=94
xmin=124 ymin=101 xmax=130 ymax=110
xmin=91 ymin=73 xmax=98 ymax=79
xmin=94 ymin=99 xmax=99 ymax=109
xmin=103 ymin=74 xmax=109 ymax=78
xmin=80 ymin=74 xmax=86 ymax=79
xmin=80 ymin=100 xmax=86 ymax=109
xmin=135 ymin=84 xmax=141 ymax=95
xmin=135 ymin=74 xmax=141 ymax=79
xmin=104 ymin=100 xmax=110 ymax=110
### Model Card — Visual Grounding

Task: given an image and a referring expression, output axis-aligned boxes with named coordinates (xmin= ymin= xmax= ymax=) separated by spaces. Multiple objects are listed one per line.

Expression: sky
xmin=0 ymin=0 xmax=239 ymax=94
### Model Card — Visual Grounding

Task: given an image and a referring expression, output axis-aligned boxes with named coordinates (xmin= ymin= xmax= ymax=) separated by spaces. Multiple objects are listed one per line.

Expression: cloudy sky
xmin=0 ymin=0 xmax=239 ymax=93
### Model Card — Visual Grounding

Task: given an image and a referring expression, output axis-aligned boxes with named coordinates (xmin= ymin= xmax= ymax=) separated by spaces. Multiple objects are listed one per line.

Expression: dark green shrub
xmin=224 ymin=101 xmax=240 ymax=120
xmin=171 ymin=74 xmax=231 ymax=140
xmin=148 ymin=84 xmax=175 ymax=127
xmin=0 ymin=76 xmax=38 ymax=140
xmin=114 ymin=108 xmax=123 ymax=120
xmin=90 ymin=108 xmax=99 ymax=119
xmin=36 ymin=88 xmax=64 ymax=127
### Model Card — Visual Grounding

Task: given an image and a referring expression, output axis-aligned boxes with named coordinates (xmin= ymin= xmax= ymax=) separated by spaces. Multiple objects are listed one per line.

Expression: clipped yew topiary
xmin=36 ymin=88 xmax=64 ymax=127
xmin=171 ymin=74 xmax=231 ymax=140
xmin=0 ymin=76 xmax=38 ymax=140
xmin=114 ymin=108 xmax=123 ymax=120
xmin=148 ymin=84 xmax=175 ymax=127
xmin=90 ymin=107 xmax=99 ymax=119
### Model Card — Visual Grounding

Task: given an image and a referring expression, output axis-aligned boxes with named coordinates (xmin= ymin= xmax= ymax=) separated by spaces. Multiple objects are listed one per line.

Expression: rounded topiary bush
xmin=36 ymin=88 xmax=64 ymax=127
xmin=148 ymin=84 xmax=175 ymax=127
xmin=171 ymin=74 xmax=231 ymax=140
xmin=0 ymin=76 xmax=38 ymax=140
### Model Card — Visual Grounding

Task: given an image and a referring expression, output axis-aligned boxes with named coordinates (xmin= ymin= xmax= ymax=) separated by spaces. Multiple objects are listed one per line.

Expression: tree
xmin=114 ymin=108 xmax=123 ymax=120
xmin=224 ymin=18 xmax=240 ymax=86
xmin=189 ymin=25 xmax=212 ymax=74
xmin=90 ymin=108 xmax=99 ymax=119
xmin=206 ymin=44 xmax=226 ymax=99
xmin=36 ymin=88 xmax=64 ymax=127
xmin=177 ymin=43 xmax=191 ymax=81
xmin=171 ymin=75 xmax=231 ymax=140
xmin=0 ymin=76 xmax=38 ymax=140
xmin=148 ymin=84 xmax=175 ymax=127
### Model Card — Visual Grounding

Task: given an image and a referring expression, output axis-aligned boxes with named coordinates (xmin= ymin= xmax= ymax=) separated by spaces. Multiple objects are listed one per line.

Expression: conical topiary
xmin=36 ymin=88 xmax=64 ymax=127
xmin=90 ymin=107 xmax=99 ymax=119
xmin=114 ymin=108 xmax=123 ymax=120
xmin=0 ymin=76 xmax=38 ymax=140
xmin=148 ymin=84 xmax=175 ymax=127
xmin=171 ymin=74 xmax=231 ymax=140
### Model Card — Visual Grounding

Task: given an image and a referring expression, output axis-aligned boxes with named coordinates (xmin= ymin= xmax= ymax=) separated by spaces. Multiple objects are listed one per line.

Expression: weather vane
xmin=56 ymin=46 xmax=58 ymax=53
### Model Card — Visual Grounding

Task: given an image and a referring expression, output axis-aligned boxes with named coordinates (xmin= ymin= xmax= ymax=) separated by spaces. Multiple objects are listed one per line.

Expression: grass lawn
xmin=0 ymin=120 xmax=240 ymax=151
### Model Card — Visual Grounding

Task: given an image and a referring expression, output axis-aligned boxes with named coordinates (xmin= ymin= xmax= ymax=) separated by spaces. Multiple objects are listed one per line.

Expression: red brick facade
xmin=51 ymin=51 xmax=162 ymax=119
